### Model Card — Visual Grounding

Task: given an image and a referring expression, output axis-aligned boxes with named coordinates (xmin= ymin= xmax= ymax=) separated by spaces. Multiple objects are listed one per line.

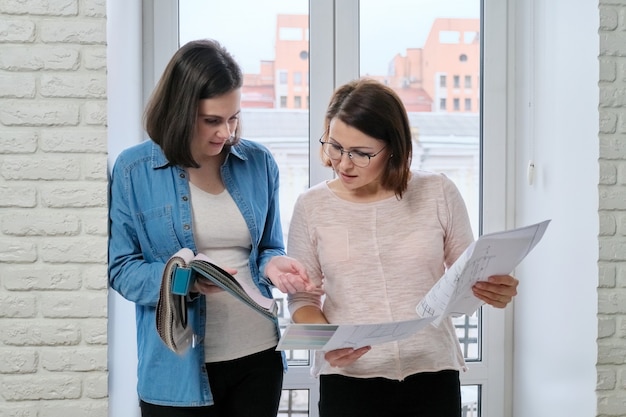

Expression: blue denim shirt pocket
xmin=136 ymin=205 xmax=181 ymax=259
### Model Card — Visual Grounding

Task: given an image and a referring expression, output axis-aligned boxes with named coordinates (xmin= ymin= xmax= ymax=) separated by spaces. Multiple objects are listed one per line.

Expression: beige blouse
xmin=287 ymin=170 xmax=475 ymax=380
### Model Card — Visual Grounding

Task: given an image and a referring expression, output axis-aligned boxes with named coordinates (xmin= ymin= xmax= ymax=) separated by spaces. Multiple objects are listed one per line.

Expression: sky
xmin=179 ymin=0 xmax=479 ymax=76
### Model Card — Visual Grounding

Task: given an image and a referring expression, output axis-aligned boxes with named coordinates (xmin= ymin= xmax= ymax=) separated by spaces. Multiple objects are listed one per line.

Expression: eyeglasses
xmin=319 ymin=137 xmax=387 ymax=168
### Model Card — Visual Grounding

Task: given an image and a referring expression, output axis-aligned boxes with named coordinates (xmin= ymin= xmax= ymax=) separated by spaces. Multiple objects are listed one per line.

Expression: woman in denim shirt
xmin=108 ymin=39 xmax=313 ymax=417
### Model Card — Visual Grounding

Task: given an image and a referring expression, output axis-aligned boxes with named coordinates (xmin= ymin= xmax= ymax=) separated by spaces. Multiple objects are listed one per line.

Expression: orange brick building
xmin=242 ymin=15 xmax=479 ymax=113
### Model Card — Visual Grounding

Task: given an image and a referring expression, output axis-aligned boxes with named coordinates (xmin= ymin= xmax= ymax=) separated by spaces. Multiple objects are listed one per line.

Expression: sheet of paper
xmin=276 ymin=316 xmax=438 ymax=351
xmin=416 ymin=219 xmax=551 ymax=325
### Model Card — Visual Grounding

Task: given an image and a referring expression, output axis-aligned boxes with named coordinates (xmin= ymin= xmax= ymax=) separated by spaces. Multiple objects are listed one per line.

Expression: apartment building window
xmin=454 ymin=97 xmax=460 ymax=111
xmin=294 ymin=95 xmax=302 ymax=108
xmin=465 ymin=98 xmax=472 ymax=111
xmin=280 ymin=95 xmax=288 ymax=108
xmin=440 ymin=98 xmax=447 ymax=110
xmin=279 ymin=70 xmax=288 ymax=85
xmin=465 ymin=75 xmax=472 ymax=88
xmin=294 ymin=71 xmax=303 ymax=85
xmin=440 ymin=74 xmax=447 ymax=88
xmin=454 ymin=74 xmax=460 ymax=88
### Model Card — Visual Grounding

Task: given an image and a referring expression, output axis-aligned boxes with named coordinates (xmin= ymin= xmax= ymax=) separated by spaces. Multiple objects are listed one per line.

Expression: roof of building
xmin=241 ymin=109 xmax=479 ymax=139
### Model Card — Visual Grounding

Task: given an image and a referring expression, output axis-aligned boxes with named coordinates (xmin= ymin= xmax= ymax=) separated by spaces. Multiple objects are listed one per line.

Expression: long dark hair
xmin=144 ymin=39 xmax=243 ymax=167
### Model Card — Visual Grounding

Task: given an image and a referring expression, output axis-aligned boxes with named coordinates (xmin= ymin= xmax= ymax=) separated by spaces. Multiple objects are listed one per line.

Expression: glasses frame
xmin=318 ymin=136 xmax=387 ymax=168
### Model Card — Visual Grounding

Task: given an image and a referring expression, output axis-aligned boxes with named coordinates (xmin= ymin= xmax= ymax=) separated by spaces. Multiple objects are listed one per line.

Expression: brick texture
xmin=599 ymin=1 xmax=626 ymax=416
xmin=0 ymin=0 xmax=108 ymax=415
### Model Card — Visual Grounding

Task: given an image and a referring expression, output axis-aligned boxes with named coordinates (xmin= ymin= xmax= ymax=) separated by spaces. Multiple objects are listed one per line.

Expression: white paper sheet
xmin=415 ymin=219 xmax=551 ymax=325
xmin=276 ymin=316 xmax=439 ymax=351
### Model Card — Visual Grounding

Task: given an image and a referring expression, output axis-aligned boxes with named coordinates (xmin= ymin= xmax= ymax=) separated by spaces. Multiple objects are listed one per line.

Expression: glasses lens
xmin=323 ymin=143 xmax=340 ymax=160
xmin=322 ymin=143 xmax=371 ymax=167
xmin=351 ymin=153 xmax=370 ymax=167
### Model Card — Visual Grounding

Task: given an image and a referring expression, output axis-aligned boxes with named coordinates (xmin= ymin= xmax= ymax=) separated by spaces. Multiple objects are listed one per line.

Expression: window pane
xmin=462 ymin=385 xmax=481 ymax=416
xmin=179 ymin=0 xmax=310 ymax=367
xmin=454 ymin=311 xmax=480 ymax=360
xmin=359 ymin=0 xmax=482 ymax=412
xmin=359 ymin=0 xmax=480 ymax=232
xmin=279 ymin=389 xmax=310 ymax=416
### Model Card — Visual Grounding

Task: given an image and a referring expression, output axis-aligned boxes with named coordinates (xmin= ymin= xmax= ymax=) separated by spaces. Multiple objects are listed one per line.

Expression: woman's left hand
xmin=472 ymin=275 xmax=519 ymax=308
xmin=324 ymin=346 xmax=371 ymax=368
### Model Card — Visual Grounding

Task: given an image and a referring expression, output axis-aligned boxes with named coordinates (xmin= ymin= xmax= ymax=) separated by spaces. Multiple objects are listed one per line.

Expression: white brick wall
xmin=0 ymin=0 xmax=108 ymax=415
xmin=598 ymin=1 xmax=626 ymax=415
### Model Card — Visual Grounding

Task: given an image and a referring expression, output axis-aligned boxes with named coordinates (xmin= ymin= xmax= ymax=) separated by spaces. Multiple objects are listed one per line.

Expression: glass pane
xmin=359 ymin=0 xmax=483 ymax=412
xmin=179 ymin=0 xmax=310 ymax=366
xmin=279 ymin=389 xmax=310 ymax=416
xmin=462 ymin=385 xmax=481 ymax=417
xmin=359 ymin=0 xmax=480 ymax=232
xmin=454 ymin=311 xmax=480 ymax=360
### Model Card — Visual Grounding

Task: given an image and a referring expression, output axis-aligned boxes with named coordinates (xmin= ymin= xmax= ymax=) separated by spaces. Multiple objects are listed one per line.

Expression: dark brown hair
xmin=322 ymin=78 xmax=413 ymax=198
xmin=144 ymin=39 xmax=243 ymax=167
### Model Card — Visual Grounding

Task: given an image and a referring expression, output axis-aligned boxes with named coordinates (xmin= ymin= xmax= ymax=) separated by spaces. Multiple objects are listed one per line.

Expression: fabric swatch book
xmin=156 ymin=248 xmax=278 ymax=354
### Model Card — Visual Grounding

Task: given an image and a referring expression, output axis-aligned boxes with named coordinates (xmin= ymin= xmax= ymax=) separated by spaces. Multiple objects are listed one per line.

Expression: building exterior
xmin=244 ymin=16 xmax=480 ymax=114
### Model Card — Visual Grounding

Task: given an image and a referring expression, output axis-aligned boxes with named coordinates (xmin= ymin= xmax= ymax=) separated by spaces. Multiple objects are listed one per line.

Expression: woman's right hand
xmin=324 ymin=346 xmax=371 ymax=368
xmin=265 ymin=255 xmax=318 ymax=293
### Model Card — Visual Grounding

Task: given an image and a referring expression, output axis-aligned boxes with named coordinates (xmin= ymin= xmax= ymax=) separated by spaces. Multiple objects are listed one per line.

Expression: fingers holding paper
xmin=472 ymin=274 xmax=519 ymax=308
xmin=265 ymin=255 xmax=319 ymax=293
xmin=324 ymin=346 xmax=372 ymax=368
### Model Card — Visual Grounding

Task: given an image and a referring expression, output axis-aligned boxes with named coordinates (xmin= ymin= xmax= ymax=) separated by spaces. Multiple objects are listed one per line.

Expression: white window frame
xmin=145 ymin=1 xmax=513 ymax=416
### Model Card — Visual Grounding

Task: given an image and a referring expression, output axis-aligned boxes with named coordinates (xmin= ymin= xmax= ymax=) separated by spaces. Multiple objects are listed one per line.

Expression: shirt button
xmin=179 ymin=173 xmax=186 ymax=179
xmin=182 ymin=196 xmax=188 ymax=201
xmin=184 ymin=224 xmax=190 ymax=230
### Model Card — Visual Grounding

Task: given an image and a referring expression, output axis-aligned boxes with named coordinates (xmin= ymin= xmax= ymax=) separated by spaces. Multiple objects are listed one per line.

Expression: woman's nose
xmin=218 ymin=121 xmax=233 ymax=139
xmin=338 ymin=150 xmax=354 ymax=167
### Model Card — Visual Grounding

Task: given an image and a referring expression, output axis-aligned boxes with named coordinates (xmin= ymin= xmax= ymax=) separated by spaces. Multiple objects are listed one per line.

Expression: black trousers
xmin=140 ymin=347 xmax=284 ymax=417
xmin=319 ymin=369 xmax=461 ymax=417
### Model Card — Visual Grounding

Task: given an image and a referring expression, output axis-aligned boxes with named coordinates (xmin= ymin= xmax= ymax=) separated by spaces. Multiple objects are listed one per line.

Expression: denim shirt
xmin=108 ymin=139 xmax=286 ymax=406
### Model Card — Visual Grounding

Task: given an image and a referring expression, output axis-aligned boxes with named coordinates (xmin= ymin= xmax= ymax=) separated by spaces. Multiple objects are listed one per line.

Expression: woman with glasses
xmin=287 ymin=78 xmax=519 ymax=417
xmin=108 ymin=39 xmax=313 ymax=417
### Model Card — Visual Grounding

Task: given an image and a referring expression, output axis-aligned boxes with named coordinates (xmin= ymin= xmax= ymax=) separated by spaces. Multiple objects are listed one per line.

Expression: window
xmin=279 ymin=27 xmax=304 ymax=41
xmin=179 ymin=3 xmax=314 ymax=415
xmin=359 ymin=1 xmax=508 ymax=415
xmin=279 ymin=71 xmax=288 ymax=84
xmin=126 ymin=1 xmax=511 ymax=416
xmin=440 ymin=30 xmax=461 ymax=43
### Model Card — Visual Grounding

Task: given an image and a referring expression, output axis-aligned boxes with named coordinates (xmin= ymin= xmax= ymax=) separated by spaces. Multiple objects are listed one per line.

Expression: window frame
xmin=145 ymin=1 xmax=512 ymax=415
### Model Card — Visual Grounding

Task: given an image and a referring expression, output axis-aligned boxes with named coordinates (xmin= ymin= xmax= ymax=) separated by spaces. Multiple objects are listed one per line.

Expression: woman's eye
xmin=354 ymin=151 xmax=369 ymax=158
